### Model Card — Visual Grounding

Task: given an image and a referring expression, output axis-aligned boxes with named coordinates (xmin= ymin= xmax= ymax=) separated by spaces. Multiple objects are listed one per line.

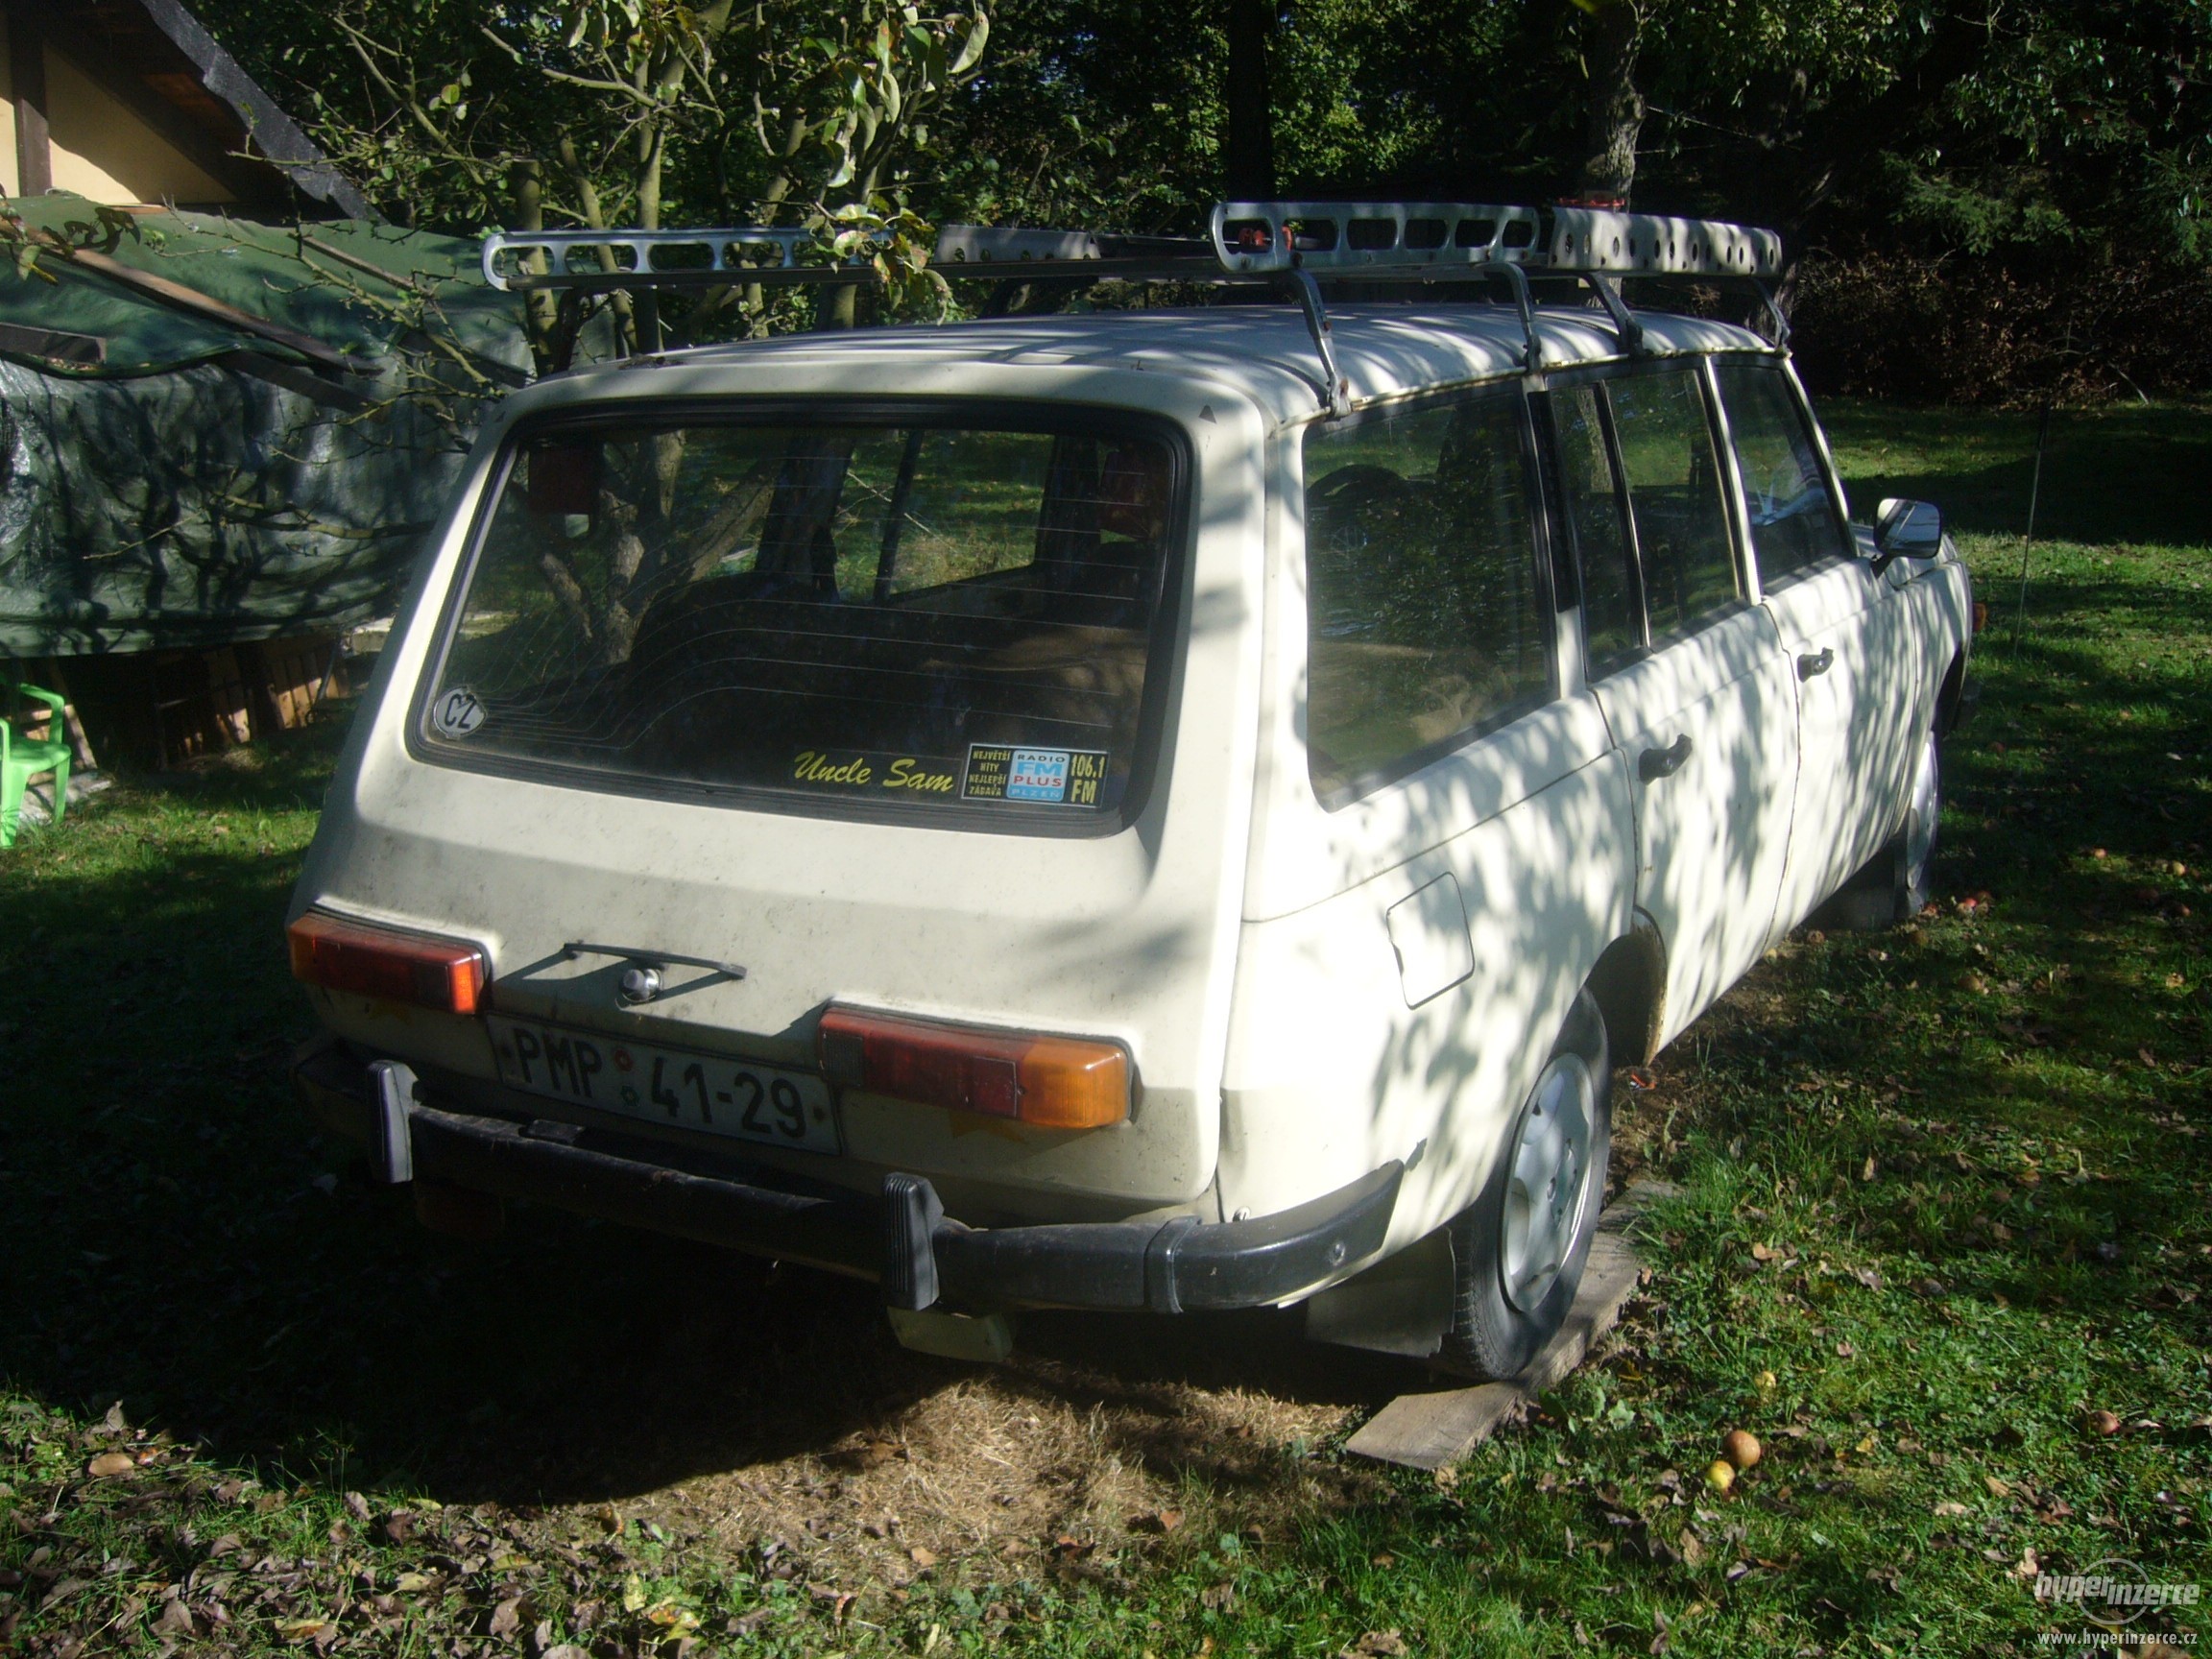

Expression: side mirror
xmin=1871 ymin=497 xmax=1942 ymax=572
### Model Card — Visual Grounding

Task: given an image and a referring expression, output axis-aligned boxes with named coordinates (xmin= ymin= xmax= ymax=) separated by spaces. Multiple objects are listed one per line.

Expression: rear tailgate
xmin=294 ymin=360 xmax=1268 ymax=1219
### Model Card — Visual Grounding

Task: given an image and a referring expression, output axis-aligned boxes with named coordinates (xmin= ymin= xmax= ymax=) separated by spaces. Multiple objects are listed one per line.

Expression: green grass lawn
xmin=1 ymin=398 xmax=2207 ymax=1658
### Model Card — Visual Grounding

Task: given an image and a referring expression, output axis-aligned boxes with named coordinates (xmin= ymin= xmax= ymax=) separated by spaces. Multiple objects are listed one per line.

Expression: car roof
xmin=583 ymin=304 xmax=1778 ymax=429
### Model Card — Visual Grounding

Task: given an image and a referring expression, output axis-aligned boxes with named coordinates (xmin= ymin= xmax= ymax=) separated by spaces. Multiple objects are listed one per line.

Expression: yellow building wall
xmin=45 ymin=50 xmax=234 ymax=205
xmin=0 ymin=14 xmax=19 ymax=198
xmin=0 ymin=13 xmax=234 ymax=205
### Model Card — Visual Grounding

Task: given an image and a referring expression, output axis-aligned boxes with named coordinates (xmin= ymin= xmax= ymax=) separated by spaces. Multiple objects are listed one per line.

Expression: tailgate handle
xmin=1639 ymin=733 xmax=1694 ymax=782
xmin=562 ymin=941 xmax=747 ymax=979
xmin=1796 ymin=647 xmax=1835 ymax=681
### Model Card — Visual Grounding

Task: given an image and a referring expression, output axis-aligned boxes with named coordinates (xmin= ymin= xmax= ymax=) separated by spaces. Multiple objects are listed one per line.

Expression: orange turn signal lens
xmin=817 ymin=1006 xmax=1129 ymax=1129
xmin=287 ymin=910 xmax=489 ymax=1015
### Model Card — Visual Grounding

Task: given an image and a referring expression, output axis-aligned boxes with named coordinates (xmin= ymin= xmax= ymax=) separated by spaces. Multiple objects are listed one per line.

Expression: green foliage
xmin=191 ymin=0 xmax=988 ymax=360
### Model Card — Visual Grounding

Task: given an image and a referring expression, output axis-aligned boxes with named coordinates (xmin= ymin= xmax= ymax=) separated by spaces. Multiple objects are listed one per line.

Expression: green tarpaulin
xmin=0 ymin=194 xmax=533 ymax=656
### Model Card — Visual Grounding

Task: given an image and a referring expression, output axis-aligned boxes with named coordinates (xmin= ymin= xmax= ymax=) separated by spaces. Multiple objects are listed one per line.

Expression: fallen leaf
xmin=908 ymin=1546 xmax=938 ymax=1569
xmin=1202 ymin=1581 xmax=1237 ymax=1613
xmin=1128 ymin=1509 xmax=1184 ymax=1536
xmin=1835 ymin=1341 xmax=1854 ymax=1358
xmin=622 ymin=1575 xmax=647 ymax=1614
xmin=343 ymin=1491 xmax=371 ymax=1522
xmin=1934 ymin=1501 xmax=1969 ymax=1517
xmin=393 ymin=1572 xmax=439 ymax=1595
xmin=542 ymin=1648 xmax=590 ymax=1659
xmin=644 ymin=1603 xmax=700 ymax=1634
xmin=488 ymin=1597 xmax=523 ymax=1641
xmin=1861 ymin=1155 xmax=1878 ymax=1182
xmin=275 ymin=1618 xmax=332 ymax=1645
xmin=1750 ymin=1242 xmax=1778 ymax=1262
xmin=2090 ymin=1409 xmax=2123 ymax=1435
xmin=1984 ymin=1476 xmax=2011 ymax=1499
xmin=85 ymin=1452 xmax=135 ymax=1479
xmin=1678 ymin=1529 xmax=1706 ymax=1567
xmin=1344 ymin=1632 xmax=1408 ymax=1658
xmin=153 ymin=1599 xmax=197 ymax=1638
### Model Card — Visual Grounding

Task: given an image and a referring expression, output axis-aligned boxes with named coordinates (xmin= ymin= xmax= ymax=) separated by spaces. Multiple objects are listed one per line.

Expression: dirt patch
xmin=554 ymin=1294 xmax=1410 ymax=1592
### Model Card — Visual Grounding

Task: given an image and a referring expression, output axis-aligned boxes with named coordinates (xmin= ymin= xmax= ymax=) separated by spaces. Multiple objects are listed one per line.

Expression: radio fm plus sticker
xmin=962 ymin=745 xmax=1110 ymax=805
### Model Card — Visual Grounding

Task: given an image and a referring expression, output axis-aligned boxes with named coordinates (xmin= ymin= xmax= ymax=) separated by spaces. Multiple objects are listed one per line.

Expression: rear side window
xmin=1608 ymin=369 xmax=1741 ymax=647
xmin=1551 ymin=384 xmax=1640 ymax=677
xmin=1302 ymin=385 xmax=1551 ymax=807
xmin=1715 ymin=364 xmax=1852 ymax=587
xmin=420 ymin=412 xmax=1182 ymax=829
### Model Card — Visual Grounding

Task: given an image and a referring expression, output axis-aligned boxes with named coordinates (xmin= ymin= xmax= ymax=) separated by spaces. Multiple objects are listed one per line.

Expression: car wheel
xmin=1442 ymin=990 xmax=1613 ymax=1381
xmin=1830 ymin=724 xmax=1941 ymax=930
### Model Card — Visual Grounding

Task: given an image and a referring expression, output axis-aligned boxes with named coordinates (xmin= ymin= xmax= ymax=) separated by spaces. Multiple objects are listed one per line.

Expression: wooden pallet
xmin=1344 ymin=1179 xmax=1677 ymax=1472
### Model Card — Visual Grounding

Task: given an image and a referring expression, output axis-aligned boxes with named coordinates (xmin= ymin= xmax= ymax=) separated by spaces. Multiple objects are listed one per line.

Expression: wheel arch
xmin=1586 ymin=919 xmax=1667 ymax=1070
xmin=1936 ymin=646 xmax=1970 ymax=736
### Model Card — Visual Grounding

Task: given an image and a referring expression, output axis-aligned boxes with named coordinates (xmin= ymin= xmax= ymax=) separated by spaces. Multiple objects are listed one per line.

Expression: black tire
xmin=1442 ymin=990 xmax=1613 ymax=1381
xmin=1827 ymin=725 xmax=1942 ymax=931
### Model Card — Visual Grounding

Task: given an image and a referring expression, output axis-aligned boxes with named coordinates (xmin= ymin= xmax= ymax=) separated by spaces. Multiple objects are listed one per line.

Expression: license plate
xmin=487 ymin=1017 xmax=838 ymax=1153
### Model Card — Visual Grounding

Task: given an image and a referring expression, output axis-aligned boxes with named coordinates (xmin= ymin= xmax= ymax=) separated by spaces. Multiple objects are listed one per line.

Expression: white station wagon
xmin=289 ymin=203 xmax=1975 ymax=1377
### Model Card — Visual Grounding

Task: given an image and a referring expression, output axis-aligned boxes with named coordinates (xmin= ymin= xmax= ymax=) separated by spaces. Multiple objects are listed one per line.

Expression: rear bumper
xmin=293 ymin=1038 xmax=1400 ymax=1315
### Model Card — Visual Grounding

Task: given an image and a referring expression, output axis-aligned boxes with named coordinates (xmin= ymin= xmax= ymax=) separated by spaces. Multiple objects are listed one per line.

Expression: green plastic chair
xmin=2 ymin=680 xmax=70 ymax=849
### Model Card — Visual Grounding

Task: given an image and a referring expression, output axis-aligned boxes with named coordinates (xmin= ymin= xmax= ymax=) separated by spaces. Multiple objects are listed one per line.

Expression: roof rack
xmin=480 ymin=201 xmax=1787 ymax=417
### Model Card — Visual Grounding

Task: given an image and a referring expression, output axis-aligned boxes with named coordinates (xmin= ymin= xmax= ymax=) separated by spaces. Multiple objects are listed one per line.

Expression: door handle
xmin=1639 ymin=733 xmax=1694 ymax=782
xmin=1797 ymin=647 xmax=1835 ymax=681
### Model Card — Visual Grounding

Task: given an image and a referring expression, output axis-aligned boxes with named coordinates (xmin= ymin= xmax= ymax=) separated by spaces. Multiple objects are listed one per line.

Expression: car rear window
xmin=419 ymin=410 xmax=1183 ymax=829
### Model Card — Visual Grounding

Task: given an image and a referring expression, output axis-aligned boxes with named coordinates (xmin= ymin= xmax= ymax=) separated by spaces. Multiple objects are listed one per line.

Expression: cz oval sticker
xmin=432 ymin=685 xmax=486 ymax=738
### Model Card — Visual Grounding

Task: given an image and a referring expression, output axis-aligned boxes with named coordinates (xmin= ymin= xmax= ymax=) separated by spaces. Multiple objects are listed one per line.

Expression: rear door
xmin=1716 ymin=362 xmax=1911 ymax=926
xmin=1563 ymin=364 xmax=1798 ymax=1047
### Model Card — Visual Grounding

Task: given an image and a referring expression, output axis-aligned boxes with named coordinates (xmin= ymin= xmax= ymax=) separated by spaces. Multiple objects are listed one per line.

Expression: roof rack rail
xmin=482 ymin=228 xmax=855 ymax=291
xmin=480 ymin=201 xmax=1787 ymax=416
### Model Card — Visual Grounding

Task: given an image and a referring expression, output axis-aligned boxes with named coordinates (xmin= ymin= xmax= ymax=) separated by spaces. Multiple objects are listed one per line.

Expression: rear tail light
xmin=287 ymin=910 xmax=489 ymax=1015
xmin=817 ymin=1006 xmax=1129 ymax=1130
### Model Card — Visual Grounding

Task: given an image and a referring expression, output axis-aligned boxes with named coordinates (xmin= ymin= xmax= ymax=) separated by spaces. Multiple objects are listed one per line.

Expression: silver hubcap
xmin=1501 ymin=1054 xmax=1596 ymax=1312
xmin=1905 ymin=730 xmax=1939 ymax=890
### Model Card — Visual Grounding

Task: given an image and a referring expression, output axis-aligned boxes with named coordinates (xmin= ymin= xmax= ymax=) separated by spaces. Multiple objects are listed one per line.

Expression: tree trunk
xmin=1575 ymin=0 xmax=1644 ymax=205
xmin=507 ymin=158 xmax=564 ymax=376
xmin=1223 ymin=0 xmax=1275 ymax=200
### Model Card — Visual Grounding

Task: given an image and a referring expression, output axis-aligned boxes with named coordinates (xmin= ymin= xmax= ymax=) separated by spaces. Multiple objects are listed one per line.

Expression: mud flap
xmin=1303 ymin=1227 xmax=1455 ymax=1358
